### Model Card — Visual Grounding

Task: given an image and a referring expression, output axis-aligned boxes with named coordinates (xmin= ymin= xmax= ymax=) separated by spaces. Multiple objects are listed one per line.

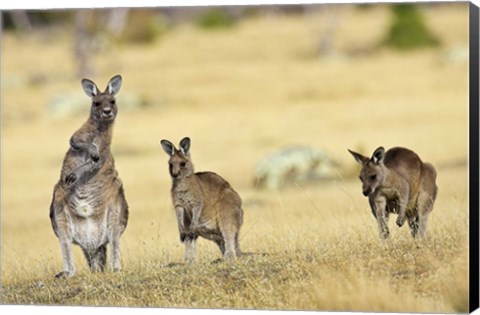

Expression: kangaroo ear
xmin=348 ymin=149 xmax=368 ymax=165
xmin=160 ymin=140 xmax=175 ymax=156
xmin=81 ymin=79 xmax=99 ymax=98
xmin=179 ymin=137 xmax=191 ymax=156
xmin=372 ymin=147 xmax=385 ymax=164
xmin=106 ymin=75 xmax=122 ymax=96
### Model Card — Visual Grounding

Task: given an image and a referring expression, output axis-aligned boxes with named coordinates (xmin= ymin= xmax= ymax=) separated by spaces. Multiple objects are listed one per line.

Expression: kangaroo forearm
xmin=191 ymin=206 xmax=202 ymax=226
xmin=175 ymin=206 xmax=185 ymax=231
xmin=70 ymin=136 xmax=99 ymax=156
xmin=398 ymin=187 xmax=409 ymax=214
xmin=65 ymin=159 xmax=102 ymax=182
xmin=398 ymin=201 xmax=407 ymax=214
xmin=70 ymin=136 xmax=91 ymax=151
xmin=70 ymin=137 xmax=101 ymax=164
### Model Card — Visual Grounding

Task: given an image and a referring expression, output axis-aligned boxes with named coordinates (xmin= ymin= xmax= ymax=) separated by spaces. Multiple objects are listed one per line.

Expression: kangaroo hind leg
xmin=408 ymin=215 xmax=419 ymax=238
xmin=221 ymin=227 xmax=238 ymax=261
xmin=50 ymin=193 xmax=76 ymax=278
xmin=83 ymin=244 xmax=107 ymax=272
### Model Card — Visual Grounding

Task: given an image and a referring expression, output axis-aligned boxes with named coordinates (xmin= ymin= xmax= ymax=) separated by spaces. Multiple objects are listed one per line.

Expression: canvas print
xmin=0 ymin=1 xmax=475 ymax=313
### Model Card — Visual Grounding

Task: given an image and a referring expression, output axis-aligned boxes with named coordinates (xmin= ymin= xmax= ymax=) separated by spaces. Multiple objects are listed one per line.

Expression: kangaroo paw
xmin=55 ymin=271 xmax=73 ymax=279
xmin=180 ymin=231 xmax=198 ymax=243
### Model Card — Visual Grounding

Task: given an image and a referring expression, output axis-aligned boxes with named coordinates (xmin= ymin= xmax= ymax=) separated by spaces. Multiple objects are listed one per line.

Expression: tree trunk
xmin=107 ymin=8 xmax=130 ymax=36
xmin=10 ymin=10 xmax=32 ymax=32
xmin=317 ymin=5 xmax=341 ymax=56
xmin=74 ymin=10 xmax=91 ymax=78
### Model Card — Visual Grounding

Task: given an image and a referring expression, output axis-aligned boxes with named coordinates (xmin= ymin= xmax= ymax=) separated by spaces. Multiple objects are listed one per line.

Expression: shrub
xmin=195 ymin=8 xmax=235 ymax=30
xmin=120 ymin=10 xmax=169 ymax=44
xmin=383 ymin=4 xmax=440 ymax=50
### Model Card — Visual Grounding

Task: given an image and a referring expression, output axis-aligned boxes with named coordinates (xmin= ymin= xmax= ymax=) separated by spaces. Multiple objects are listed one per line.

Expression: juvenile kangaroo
xmin=49 ymin=75 xmax=129 ymax=278
xmin=160 ymin=137 xmax=243 ymax=262
xmin=348 ymin=146 xmax=437 ymax=239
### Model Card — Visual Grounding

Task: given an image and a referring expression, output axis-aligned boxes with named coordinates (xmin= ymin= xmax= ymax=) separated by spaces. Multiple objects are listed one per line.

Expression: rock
xmin=442 ymin=45 xmax=469 ymax=64
xmin=254 ymin=146 xmax=338 ymax=190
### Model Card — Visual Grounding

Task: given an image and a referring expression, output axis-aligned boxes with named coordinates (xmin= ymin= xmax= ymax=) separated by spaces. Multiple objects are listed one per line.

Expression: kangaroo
xmin=348 ymin=146 xmax=437 ymax=239
xmin=49 ymin=75 xmax=129 ymax=278
xmin=160 ymin=137 xmax=243 ymax=262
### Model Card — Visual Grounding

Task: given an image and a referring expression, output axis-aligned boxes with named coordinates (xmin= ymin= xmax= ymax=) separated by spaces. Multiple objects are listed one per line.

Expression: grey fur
xmin=160 ymin=137 xmax=243 ymax=262
xmin=49 ymin=75 xmax=129 ymax=278
xmin=348 ymin=146 xmax=437 ymax=239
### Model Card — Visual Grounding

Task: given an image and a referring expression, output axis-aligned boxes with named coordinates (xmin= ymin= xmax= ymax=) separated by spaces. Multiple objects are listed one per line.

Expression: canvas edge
xmin=469 ymin=1 xmax=480 ymax=313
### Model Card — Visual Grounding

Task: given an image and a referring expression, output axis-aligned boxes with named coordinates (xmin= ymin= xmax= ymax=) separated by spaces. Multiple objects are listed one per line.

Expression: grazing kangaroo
xmin=49 ymin=75 xmax=129 ymax=278
xmin=348 ymin=146 xmax=437 ymax=239
xmin=160 ymin=137 xmax=243 ymax=262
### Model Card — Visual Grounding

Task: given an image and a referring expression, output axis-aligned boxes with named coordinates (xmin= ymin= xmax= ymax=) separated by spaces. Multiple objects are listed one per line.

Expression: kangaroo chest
xmin=69 ymin=182 xmax=109 ymax=216
xmin=67 ymin=184 xmax=110 ymax=250
xmin=380 ymin=187 xmax=399 ymax=200
xmin=173 ymin=189 xmax=201 ymax=213
xmin=378 ymin=186 xmax=417 ymax=215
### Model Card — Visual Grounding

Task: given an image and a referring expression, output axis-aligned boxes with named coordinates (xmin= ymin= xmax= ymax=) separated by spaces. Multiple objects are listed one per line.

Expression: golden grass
xmin=1 ymin=3 xmax=470 ymax=312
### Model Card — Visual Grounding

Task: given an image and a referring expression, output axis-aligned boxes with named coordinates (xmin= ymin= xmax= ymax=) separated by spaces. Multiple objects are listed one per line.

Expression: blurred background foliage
xmin=0 ymin=3 xmax=467 ymax=123
xmin=0 ymin=3 xmax=467 ymax=122
xmin=383 ymin=4 xmax=440 ymax=50
xmin=195 ymin=8 xmax=237 ymax=29
xmin=2 ymin=3 xmax=446 ymax=77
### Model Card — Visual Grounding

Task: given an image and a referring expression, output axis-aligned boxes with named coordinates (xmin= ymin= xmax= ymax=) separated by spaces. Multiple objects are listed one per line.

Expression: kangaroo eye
xmin=180 ymin=162 xmax=186 ymax=167
xmin=110 ymin=100 xmax=115 ymax=105
xmin=93 ymin=101 xmax=101 ymax=107
xmin=370 ymin=174 xmax=377 ymax=180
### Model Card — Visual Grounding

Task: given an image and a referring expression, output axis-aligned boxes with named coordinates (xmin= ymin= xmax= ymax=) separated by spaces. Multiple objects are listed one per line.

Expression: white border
xmin=1 ymin=1 xmax=478 ymax=315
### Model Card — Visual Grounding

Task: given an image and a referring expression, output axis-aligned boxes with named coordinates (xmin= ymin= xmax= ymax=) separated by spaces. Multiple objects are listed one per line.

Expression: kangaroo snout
xmin=362 ymin=188 xmax=371 ymax=196
xmin=168 ymin=162 xmax=182 ymax=179
xmin=102 ymin=107 xmax=115 ymax=119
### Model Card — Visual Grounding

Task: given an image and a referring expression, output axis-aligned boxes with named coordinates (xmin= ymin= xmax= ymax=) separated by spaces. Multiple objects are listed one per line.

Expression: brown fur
xmin=348 ymin=146 xmax=437 ymax=239
xmin=161 ymin=137 xmax=243 ymax=262
xmin=49 ymin=75 xmax=129 ymax=278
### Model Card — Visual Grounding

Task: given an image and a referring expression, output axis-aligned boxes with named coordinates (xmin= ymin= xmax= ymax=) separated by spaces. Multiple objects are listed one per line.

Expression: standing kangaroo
xmin=348 ymin=146 xmax=437 ymax=239
xmin=49 ymin=75 xmax=129 ymax=278
xmin=160 ymin=137 xmax=243 ymax=262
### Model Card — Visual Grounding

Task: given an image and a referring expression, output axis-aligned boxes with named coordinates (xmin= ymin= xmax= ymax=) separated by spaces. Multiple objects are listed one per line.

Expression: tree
xmin=74 ymin=10 xmax=91 ymax=78
xmin=383 ymin=4 xmax=439 ymax=50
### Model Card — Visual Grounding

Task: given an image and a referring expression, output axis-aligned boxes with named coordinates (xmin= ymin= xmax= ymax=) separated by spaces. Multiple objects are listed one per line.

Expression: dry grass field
xmin=1 ymin=4 xmax=470 ymax=312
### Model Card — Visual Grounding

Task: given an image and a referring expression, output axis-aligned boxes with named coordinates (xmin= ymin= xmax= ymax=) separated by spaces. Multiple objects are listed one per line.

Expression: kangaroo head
xmin=348 ymin=147 xmax=387 ymax=196
xmin=160 ymin=137 xmax=194 ymax=180
xmin=81 ymin=75 xmax=122 ymax=124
